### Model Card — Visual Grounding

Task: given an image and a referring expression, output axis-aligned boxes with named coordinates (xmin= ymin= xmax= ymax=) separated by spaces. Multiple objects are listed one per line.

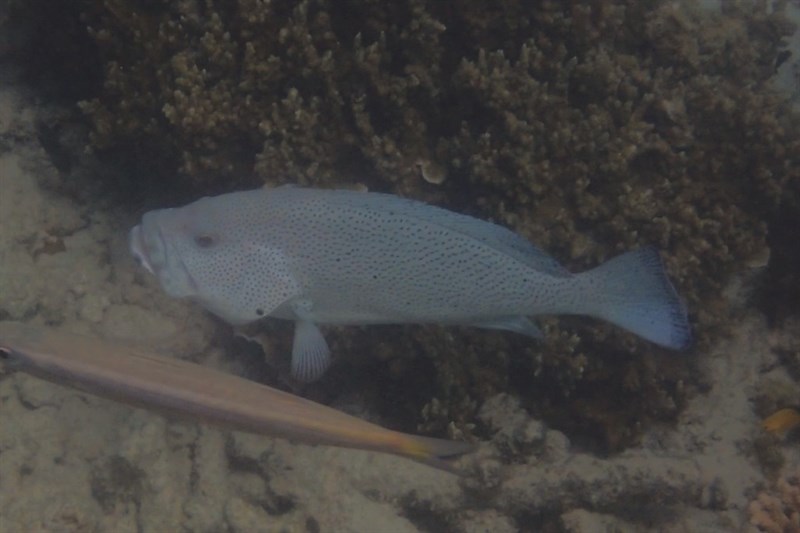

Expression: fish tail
xmin=578 ymin=246 xmax=691 ymax=350
xmin=392 ymin=433 xmax=477 ymax=474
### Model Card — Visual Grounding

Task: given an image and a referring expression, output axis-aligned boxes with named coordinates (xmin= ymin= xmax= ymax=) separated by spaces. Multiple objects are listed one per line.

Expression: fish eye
xmin=194 ymin=235 xmax=216 ymax=248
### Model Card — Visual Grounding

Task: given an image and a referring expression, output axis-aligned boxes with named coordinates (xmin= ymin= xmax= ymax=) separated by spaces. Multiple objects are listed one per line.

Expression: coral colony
xmin=71 ymin=1 xmax=800 ymax=449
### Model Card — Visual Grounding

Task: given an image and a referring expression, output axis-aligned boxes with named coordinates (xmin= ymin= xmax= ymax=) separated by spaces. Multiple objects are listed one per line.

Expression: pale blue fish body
xmin=130 ymin=187 xmax=691 ymax=381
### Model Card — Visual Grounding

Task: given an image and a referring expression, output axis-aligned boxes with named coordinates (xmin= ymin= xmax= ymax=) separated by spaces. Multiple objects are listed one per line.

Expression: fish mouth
xmin=129 ymin=225 xmax=154 ymax=274
xmin=129 ymin=218 xmax=200 ymax=297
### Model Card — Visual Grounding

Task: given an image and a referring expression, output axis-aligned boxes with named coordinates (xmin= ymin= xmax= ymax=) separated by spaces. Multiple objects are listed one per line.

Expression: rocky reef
xmin=8 ymin=0 xmax=800 ymax=451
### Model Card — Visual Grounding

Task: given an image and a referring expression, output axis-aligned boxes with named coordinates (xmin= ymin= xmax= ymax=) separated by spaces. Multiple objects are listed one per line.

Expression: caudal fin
xmin=580 ymin=247 xmax=691 ymax=350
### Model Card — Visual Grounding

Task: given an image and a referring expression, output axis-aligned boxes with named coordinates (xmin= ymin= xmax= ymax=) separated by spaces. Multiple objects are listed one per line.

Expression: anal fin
xmin=465 ymin=316 xmax=543 ymax=339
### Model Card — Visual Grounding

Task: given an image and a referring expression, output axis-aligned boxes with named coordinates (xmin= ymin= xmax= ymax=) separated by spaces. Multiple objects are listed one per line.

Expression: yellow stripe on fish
xmin=0 ymin=322 xmax=474 ymax=473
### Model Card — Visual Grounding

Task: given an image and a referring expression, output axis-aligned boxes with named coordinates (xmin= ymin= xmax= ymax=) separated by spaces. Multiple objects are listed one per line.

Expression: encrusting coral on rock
xmin=749 ymin=472 xmax=800 ymax=533
xmin=9 ymin=0 xmax=800 ymax=450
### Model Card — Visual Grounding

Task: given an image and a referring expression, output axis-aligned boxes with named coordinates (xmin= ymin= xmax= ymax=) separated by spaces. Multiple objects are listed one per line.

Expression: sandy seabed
xmin=2 ymin=36 xmax=800 ymax=533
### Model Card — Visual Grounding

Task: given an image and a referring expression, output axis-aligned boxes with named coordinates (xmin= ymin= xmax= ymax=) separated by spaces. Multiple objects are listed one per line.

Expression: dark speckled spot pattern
xmin=130 ymin=187 xmax=691 ymax=351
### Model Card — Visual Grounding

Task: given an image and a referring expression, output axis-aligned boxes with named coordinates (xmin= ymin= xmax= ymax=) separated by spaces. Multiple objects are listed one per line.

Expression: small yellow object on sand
xmin=763 ymin=408 xmax=800 ymax=435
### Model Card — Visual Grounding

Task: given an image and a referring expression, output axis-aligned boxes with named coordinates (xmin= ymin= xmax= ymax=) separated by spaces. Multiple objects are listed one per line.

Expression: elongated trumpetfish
xmin=0 ymin=322 xmax=474 ymax=473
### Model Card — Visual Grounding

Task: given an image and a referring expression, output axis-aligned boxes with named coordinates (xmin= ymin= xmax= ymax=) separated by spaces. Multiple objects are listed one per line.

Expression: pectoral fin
xmin=291 ymin=321 xmax=331 ymax=382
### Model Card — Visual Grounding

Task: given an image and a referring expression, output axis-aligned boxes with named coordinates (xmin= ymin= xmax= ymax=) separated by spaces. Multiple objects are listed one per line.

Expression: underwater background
xmin=0 ymin=1 xmax=799 ymax=531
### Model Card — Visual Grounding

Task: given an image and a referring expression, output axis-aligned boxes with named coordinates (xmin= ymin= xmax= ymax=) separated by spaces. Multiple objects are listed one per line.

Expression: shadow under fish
xmin=0 ymin=322 xmax=474 ymax=473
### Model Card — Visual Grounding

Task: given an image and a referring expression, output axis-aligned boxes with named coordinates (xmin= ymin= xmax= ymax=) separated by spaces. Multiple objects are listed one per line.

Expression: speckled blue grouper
xmin=129 ymin=187 xmax=691 ymax=382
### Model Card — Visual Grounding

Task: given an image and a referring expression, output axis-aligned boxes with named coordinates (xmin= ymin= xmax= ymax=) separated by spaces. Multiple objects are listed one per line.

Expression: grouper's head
xmin=129 ymin=206 xmax=201 ymax=299
xmin=128 ymin=197 xmax=259 ymax=325
xmin=130 ymin=190 xmax=300 ymax=326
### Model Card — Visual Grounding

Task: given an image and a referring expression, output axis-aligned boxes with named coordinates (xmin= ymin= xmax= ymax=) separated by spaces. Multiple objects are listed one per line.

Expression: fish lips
xmin=129 ymin=224 xmax=155 ymax=275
